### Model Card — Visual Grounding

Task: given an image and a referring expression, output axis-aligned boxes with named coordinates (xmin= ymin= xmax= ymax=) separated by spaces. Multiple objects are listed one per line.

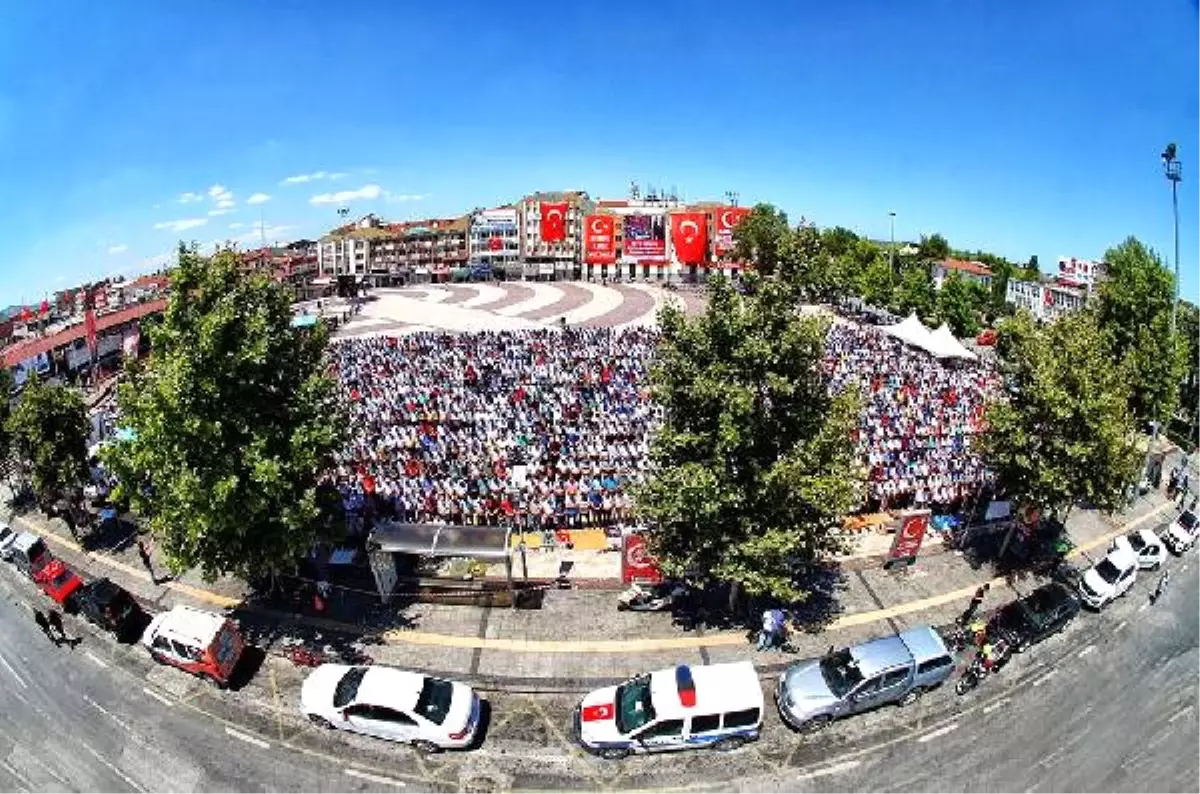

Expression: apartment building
xmin=468 ymin=207 xmax=522 ymax=279
xmin=317 ymin=215 xmax=391 ymax=285
xmin=931 ymin=259 xmax=994 ymax=290
xmin=1055 ymin=256 xmax=1108 ymax=292
xmin=379 ymin=216 xmax=470 ymax=284
xmin=1006 ymin=278 xmax=1088 ymax=322
xmin=517 ymin=191 xmax=590 ymax=281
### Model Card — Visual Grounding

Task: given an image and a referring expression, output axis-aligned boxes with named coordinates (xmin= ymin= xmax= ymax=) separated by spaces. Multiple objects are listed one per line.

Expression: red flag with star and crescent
xmin=580 ymin=703 xmax=615 ymax=722
xmin=670 ymin=212 xmax=708 ymax=265
xmin=715 ymin=206 xmax=750 ymax=254
xmin=540 ymin=201 xmax=568 ymax=242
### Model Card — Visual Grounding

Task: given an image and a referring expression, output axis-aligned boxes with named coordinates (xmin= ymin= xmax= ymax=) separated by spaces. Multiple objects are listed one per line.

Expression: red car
xmin=976 ymin=328 xmax=998 ymax=346
xmin=34 ymin=559 xmax=84 ymax=610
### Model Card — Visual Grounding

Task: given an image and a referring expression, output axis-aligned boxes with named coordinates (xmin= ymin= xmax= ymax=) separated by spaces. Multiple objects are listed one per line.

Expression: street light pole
xmin=889 ymin=212 xmax=897 ymax=276
xmin=1162 ymin=144 xmax=1182 ymax=335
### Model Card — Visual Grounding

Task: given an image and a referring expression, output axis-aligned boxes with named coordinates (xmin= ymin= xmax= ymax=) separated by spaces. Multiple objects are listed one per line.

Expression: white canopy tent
xmin=882 ymin=313 xmax=936 ymax=353
xmin=928 ymin=324 xmax=978 ymax=361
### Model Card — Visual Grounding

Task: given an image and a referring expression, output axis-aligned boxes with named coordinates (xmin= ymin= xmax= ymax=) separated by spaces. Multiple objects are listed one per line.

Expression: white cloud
xmin=138 ymin=253 xmax=171 ymax=270
xmin=281 ymin=171 xmax=329 ymax=185
xmin=385 ymin=192 xmax=429 ymax=204
xmin=208 ymin=208 xmax=234 ymax=216
xmin=229 ymin=222 xmax=246 ymax=230
xmin=215 ymin=198 xmax=236 ymax=209
xmin=107 ymin=243 xmax=129 ymax=255
xmin=309 ymin=184 xmax=383 ymax=205
xmin=153 ymin=217 xmax=209 ymax=232
xmin=233 ymin=222 xmax=297 ymax=246
xmin=329 ymin=172 xmax=347 ymax=180
xmin=208 ymin=184 xmax=233 ymax=201
xmin=246 ymin=192 xmax=271 ymax=205
xmin=179 ymin=191 xmax=204 ymax=204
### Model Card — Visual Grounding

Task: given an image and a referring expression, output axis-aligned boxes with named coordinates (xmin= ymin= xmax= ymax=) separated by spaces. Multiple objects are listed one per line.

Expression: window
xmin=369 ymin=706 xmax=416 ymax=726
xmin=880 ymin=669 xmax=909 ymax=689
xmin=917 ymin=656 xmax=953 ymax=675
xmin=152 ymin=635 xmax=173 ymax=654
xmin=172 ymin=640 xmax=201 ymax=661
xmin=819 ymin=648 xmax=863 ymax=698
xmin=614 ymin=677 xmax=656 ymax=734
xmin=722 ymin=708 xmax=760 ymax=729
xmin=415 ymin=678 xmax=455 ymax=725
xmin=854 ymin=677 xmax=882 ymax=697
xmin=689 ymin=714 xmax=721 ymax=734
xmin=635 ymin=719 xmax=684 ymax=741
xmin=333 ymin=666 xmax=368 ymax=708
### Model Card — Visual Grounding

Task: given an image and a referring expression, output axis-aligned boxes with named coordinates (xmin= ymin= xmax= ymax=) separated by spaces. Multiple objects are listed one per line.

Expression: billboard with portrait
xmin=623 ymin=214 xmax=666 ymax=258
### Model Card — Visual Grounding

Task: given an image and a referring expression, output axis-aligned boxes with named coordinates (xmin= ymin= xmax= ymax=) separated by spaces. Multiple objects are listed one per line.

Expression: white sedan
xmin=301 ymin=664 xmax=481 ymax=752
xmin=1163 ymin=510 xmax=1199 ymax=554
xmin=1112 ymin=530 xmax=1168 ymax=571
xmin=1078 ymin=544 xmax=1138 ymax=610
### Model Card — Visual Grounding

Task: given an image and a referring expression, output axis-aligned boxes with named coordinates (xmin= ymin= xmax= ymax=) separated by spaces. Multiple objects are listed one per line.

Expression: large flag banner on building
xmin=623 ymin=214 xmax=666 ymax=258
xmin=670 ymin=212 xmax=709 ymax=265
xmin=583 ymin=215 xmax=616 ymax=264
xmin=715 ymin=206 xmax=751 ymax=254
xmin=122 ymin=323 xmax=141 ymax=358
xmin=84 ymin=308 xmax=98 ymax=354
xmin=539 ymin=201 xmax=568 ymax=242
xmin=488 ymin=235 xmax=504 ymax=251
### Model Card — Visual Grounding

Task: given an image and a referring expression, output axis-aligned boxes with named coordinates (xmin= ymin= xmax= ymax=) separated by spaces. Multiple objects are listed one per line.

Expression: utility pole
xmin=889 ymin=212 xmax=897 ymax=276
xmin=1162 ymin=144 xmax=1182 ymax=335
xmin=725 ymin=190 xmax=739 ymax=208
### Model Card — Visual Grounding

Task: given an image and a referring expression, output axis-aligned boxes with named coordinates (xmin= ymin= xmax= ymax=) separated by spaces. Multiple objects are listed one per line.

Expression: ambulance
xmin=573 ymin=661 xmax=764 ymax=759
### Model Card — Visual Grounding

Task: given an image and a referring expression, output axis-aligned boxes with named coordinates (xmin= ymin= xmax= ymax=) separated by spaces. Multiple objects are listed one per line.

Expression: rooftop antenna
xmin=629 ymin=181 xmax=640 ymax=201
xmin=724 ymin=190 xmax=739 ymax=207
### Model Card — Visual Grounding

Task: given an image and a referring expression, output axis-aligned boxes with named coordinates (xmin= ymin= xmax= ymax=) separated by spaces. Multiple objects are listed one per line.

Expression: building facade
xmin=931 ymin=259 xmax=994 ymax=290
xmin=1055 ymin=256 xmax=1108 ymax=292
xmin=518 ymin=191 xmax=590 ymax=281
xmin=468 ymin=207 xmax=522 ymax=279
xmin=1006 ymin=278 xmax=1088 ymax=322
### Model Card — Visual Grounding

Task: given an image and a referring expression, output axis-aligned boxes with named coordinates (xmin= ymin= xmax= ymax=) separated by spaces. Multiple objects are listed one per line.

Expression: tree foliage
xmin=103 ymin=245 xmax=346 ymax=582
xmin=634 ymin=275 xmax=864 ymax=603
xmin=916 ymin=233 xmax=951 ymax=262
xmin=981 ymin=311 xmax=1141 ymax=517
xmin=732 ymin=203 xmax=791 ymax=276
xmin=855 ymin=249 xmax=894 ymax=309
xmin=894 ymin=264 xmax=936 ymax=322
xmin=6 ymin=374 xmax=89 ymax=509
xmin=936 ymin=272 xmax=982 ymax=337
xmin=0 ymin=368 xmax=13 ymax=466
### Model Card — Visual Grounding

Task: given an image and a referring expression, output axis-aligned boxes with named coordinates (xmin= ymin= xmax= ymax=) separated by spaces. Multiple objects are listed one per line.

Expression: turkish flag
xmin=583 ymin=215 xmax=616 ymax=264
xmin=84 ymin=309 xmax=98 ymax=353
xmin=715 ymin=206 xmax=750 ymax=254
xmin=670 ymin=212 xmax=708 ymax=265
xmin=580 ymin=703 xmax=615 ymax=722
xmin=488 ymin=236 xmax=503 ymax=251
xmin=39 ymin=300 xmax=49 ymax=315
xmin=1043 ymin=289 xmax=1053 ymax=307
xmin=19 ymin=307 xmax=32 ymax=322
xmin=540 ymin=201 xmax=568 ymax=242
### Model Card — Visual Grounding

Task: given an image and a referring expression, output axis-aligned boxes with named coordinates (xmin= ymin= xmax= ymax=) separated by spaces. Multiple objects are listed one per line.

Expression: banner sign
xmin=887 ymin=509 xmax=931 ymax=565
xmin=714 ymin=206 xmax=750 ymax=254
xmin=623 ymin=214 xmax=666 ymax=258
xmin=539 ymin=201 xmax=568 ymax=242
xmin=583 ymin=215 xmax=617 ymax=264
xmin=670 ymin=212 xmax=708 ymax=265
xmin=473 ymin=208 xmax=517 ymax=231
xmin=621 ymin=533 xmax=664 ymax=584
xmin=84 ymin=308 xmax=98 ymax=353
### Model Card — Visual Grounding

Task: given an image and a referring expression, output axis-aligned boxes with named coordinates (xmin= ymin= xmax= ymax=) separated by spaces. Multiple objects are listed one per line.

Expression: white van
xmin=573 ymin=661 xmax=764 ymax=759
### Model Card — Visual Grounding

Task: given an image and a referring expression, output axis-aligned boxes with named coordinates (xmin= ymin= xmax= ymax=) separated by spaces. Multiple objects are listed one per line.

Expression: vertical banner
xmin=715 ymin=206 xmax=750 ymax=254
xmin=84 ymin=309 xmax=98 ymax=354
xmin=670 ymin=212 xmax=709 ymax=265
xmin=122 ymin=322 xmax=141 ymax=358
xmin=539 ymin=201 xmax=568 ymax=243
xmin=583 ymin=215 xmax=617 ymax=264
xmin=621 ymin=533 xmax=664 ymax=584
xmin=887 ymin=509 xmax=931 ymax=566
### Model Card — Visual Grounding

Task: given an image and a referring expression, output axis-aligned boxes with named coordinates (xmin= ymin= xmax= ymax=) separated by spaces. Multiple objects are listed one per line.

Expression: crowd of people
xmin=328 ymin=328 xmax=662 ymax=537
xmin=823 ymin=321 xmax=1000 ymax=511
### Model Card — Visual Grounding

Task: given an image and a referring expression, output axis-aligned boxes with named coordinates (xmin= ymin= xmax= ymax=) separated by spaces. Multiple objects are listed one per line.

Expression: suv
xmin=776 ymin=626 xmax=954 ymax=733
xmin=76 ymin=578 xmax=146 ymax=642
xmin=1078 ymin=544 xmax=1138 ymax=609
xmin=0 ymin=523 xmax=18 ymax=561
xmin=989 ymin=582 xmax=1080 ymax=653
xmin=1163 ymin=510 xmax=1199 ymax=554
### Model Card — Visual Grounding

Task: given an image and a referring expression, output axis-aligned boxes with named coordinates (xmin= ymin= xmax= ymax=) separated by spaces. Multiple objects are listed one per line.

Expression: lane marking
xmin=1031 ymin=671 xmax=1056 ymax=687
xmin=85 ymin=651 xmax=109 ymax=668
xmin=79 ymin=740 xmax=145 ymax=792
xmin=0 ymin=652 xmax=28 ymax=689
xmin=0 ymin=759 xmax=32 ymax=791
xmin=1167 ymin=705 xmax=1194 ymax=724
xmin=982 ymin=698 xmax=1008 ymax=714
xmin=796 ymin=759 xmax=860 ymax=779
xmin=345 ymin=768 xmax=407 ymax=787
xmin=1138 ymin=603 xmax=1149 ymax=612
xmin=1077 ymin=644 xmax=1095 ymax=658
xmin=225 ymin=727 xmax=271 ymax=750
xmin=142 ymin=687 xmax=172 ymax=707
xmin=83 ymin=694 xmax=131 ymax=732
xmin=1115 ymin=621 xmax=1127 ymax=631
xmin=916 ymin=723 xmax=957 ymax=742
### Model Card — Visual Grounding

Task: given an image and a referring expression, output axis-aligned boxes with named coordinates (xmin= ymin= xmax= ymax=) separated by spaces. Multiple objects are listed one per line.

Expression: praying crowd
xmin=823 ymin=322 xmax=1000 ymax=510
xmin=328 ymin=328 xmax=662 ymax=534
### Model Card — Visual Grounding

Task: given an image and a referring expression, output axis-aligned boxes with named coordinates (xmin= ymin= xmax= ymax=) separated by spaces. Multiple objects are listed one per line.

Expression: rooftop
xmin=939 ymin=259 xmax=994 ymax=277
xmin=3 ymin=298 xmax=167 ymax=367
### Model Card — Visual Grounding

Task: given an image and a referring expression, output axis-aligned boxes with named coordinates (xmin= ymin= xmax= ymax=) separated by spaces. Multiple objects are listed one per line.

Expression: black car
xmin=75 ymin=578 xmax=146 ymax=641
xmin=990 ymin=582 xmax=1080 ymax=653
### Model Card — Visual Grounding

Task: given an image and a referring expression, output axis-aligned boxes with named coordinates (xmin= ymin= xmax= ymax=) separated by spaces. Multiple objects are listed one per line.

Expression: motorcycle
xmin=617 ymin=582 xmax=687 ymax=612
xmin=955 ymin=637 xmax=1010 ymax=695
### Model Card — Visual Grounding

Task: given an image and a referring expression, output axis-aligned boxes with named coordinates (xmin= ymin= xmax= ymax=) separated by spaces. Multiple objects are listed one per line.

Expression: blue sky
xmin=1 ymin=0 xmax=1196 ymax=308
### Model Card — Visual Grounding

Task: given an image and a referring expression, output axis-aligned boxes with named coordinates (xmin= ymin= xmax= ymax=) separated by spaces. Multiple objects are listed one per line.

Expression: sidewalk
xmin=2 ymin=462 xmax=1189 ymax=689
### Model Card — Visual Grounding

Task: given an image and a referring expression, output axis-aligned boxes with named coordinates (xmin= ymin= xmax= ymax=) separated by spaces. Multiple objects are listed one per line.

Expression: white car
xmin=1112 ymin=530 xmax=1168 ymax=571
xmin=1078 ymin=544 xmax=1138 ymax=609
xmin=301 ymin=664 xmax=481 ymax=752
xmin=0 ymin=523 xmax=17 ymax=561
xmin=1163 ymin=510 xmax=1199 ymax=554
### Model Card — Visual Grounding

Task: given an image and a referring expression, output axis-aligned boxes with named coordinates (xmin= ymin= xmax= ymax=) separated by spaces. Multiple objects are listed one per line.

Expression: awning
xmin=369 ymin=522 xmax=513 ymax=561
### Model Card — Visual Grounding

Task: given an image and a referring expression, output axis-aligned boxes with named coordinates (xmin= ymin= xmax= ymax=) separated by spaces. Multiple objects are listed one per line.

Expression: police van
xmin=573 ymin=661 xmax=764 ymax=759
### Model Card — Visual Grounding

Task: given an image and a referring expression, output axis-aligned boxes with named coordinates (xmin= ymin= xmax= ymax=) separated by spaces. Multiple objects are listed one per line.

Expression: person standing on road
xmin=47 ymin=609 xmax=76 ymax=648
xmin=958 ymin=583 xmax=989 ymax=626
xmin=136 ymin=539 xmax=158 ymax=584
xmin=33 ymin=608 xmax=59 ymax=646
xmin=1150 ymin=569 xmax=1171 ymax=605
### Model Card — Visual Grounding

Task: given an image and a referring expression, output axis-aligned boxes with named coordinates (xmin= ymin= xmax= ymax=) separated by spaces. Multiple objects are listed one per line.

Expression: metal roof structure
xmin=368 ymin=522 xmax=514 ymax=561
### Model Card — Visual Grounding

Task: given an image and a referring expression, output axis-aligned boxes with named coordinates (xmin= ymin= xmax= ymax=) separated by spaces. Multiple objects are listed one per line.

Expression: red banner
xmin=888 ymin=510 xmax=931 ymax=564
xmin=583 ymin=215 xmax=616 ymax=264
xmin=539 ymin=201 xmax=568 ymax=243
xmin=623 ymin=214 xmax=666 ymax=258
xmin=621 ymin=533 xmax=663 ymax=584
xmin=39 ymin=299 xmax=49 ymax=316
xmin=84 ymin=309 xmax=98 ymax=354
xmin=488 ymin=236 xmax=503 ymax=251
xmin=715 ymin=206 xmax=750 ymax=254
xmin=670 ymin=212 xmax=708 ymax=265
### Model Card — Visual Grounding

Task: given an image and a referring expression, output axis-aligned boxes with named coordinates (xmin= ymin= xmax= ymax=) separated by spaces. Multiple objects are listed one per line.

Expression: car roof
xmin=1026 ymin=582 xmax=1073 ymax=610
xmin=1104 ymin=543 xmax=1137 ymax=569
xmin=355 ymin=666 xmax=428 ymax=712
xmin=148 ymin=605 xmax=226 ymax=646
xmin=648 ymin=661 xmax=763 ymax=719
xmin=11 ymin=532 xmax=45 ymax=553
xmin=851 ymin=635 xmax=914 ymax=678
xmin=85 ymin=578 xmax=125 ymax=603
xmin=1133 ymin=528 xmax=1162 ymax=545
xmin=897 ymin=625 xmax=950 ymax=662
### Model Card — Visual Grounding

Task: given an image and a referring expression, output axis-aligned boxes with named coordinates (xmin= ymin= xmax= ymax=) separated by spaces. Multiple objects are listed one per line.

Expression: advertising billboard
xmin=714 ymin=206 xmax=751 ymax=254
xmin=623 ymin=214 xmax=666 ymax=258
xmin=473 ymin=208 xmax=518 ymax=232
xmin=584 ymin=215 xmax=617 ymax=264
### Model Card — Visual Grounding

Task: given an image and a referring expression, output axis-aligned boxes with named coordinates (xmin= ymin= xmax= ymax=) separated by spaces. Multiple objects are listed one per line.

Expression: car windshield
xmin=614 ymin=677 xmax=656 ymax=735
xmin=819 ymin=648 xmax=864 ymax=698
xmin=1126 ymin=534 xmax=1146 ymax=552
xmin=1094 ymin=559 xmax=1121 ymax=584
xmin=1179 ymin=512 xmax=1198 ymax=530
xmin=414 ymin=677 xmax=454 ymax=725
xmin=333 ymin=666 xmax=367 ymax=708
xmin=51 ymin=569 xmax=73 ymax=588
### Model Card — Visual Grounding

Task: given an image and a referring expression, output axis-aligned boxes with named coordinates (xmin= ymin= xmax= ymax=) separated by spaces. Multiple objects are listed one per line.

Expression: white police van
xmin=573 ymin=661 xmax=764 ymax=759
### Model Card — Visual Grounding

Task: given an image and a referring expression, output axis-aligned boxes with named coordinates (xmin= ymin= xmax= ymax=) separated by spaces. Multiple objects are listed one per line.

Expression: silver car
xmin=776 ymin=626 xmax=954 ymax=733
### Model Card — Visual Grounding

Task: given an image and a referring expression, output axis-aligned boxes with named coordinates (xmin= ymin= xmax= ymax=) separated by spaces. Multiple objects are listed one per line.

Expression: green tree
xmin=935 ymin=272 xmax=982 ymax=336
xmin=819 ymin=226 xmax=860 ymax=259
xmin=6 ymin=374 xmax=89 ymax=511
xmin=916 ymin=233 xmax=951 ymax=262
xmin=780 ymin=221 xmax=853 ymax=302
xmin=1175 ymin=300 xmax=1200 ymax=449
xmin=981 ymin=311 xmax=1141 ymax=518
xmin=103 ymin=245 xmax=346 ymax=582
xmin=895 ymin=264 xmax=937 ymax=321
xmin=1095 ymin=236 xmax=1187 ymax=425
xmin=732 ymin=203 xmax=790 ymax=276
xmin=634 ymin=274 xmax=864 ymax=604
xmin=856 ymin=250 xmax=895 ymax=308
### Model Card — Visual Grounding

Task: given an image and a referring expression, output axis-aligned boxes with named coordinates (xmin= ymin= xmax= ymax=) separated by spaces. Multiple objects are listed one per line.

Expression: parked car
xmin=142 ymin=605 xmax=245 ymax=687
xmin=1078 ymin=544 xmax=1138 ymax=609
xmin=574 ymin=662 xmax=764 ymax=759
xmin=301 ymin=664 xmax=481 ymax=752
xmin=76 ymin=578 xmax=146 ymax=641
xmin=0 ymin=523 xmax=18 ymax=561
xmin=989 ymin=582 xmax=1080 ymax=653
xmin=8 ymin=531 xmax=52 ymax=578
xmin=33 ymin=559 xmax=84 ymax=610
xmin=1113 ymin=530 xmax=1168 ymax=571
xmin=1163 ymin=510 xmax=1199 ymax=554
xmin=776 ymin=626 xmax=953 ymax=734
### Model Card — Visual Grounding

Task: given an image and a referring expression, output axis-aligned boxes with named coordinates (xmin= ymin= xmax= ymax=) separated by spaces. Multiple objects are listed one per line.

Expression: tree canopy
xmin=916 ymin=233 xmax=951 ymax=262
xmin=937 ymin=271 xmax=982 ymax=337
xmin=732 ymin=203 xmax=791 ymax=277
xmin=6 ymin=374 xmax=89 ymax=509
xmin=634 ymin=274 xmax=863 ymax=603
xmin=103 ymin=245 xmax=346 ymax=582
xmin=895 ymin=264 xmax=937 ymax=322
